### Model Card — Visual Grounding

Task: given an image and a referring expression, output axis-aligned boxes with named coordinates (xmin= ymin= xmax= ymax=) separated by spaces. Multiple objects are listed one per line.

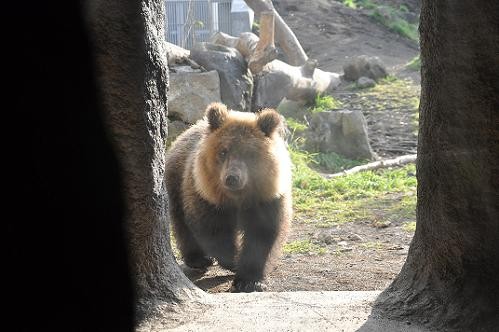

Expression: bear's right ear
xmin=206 ymin=102 xmax=228 ymax=131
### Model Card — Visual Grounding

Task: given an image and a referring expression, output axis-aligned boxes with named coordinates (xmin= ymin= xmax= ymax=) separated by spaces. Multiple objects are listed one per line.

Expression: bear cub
xmin=165 ymin=102 xmax=292 ymax=292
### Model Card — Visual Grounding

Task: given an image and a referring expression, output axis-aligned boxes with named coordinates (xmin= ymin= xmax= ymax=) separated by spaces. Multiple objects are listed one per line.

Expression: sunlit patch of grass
xmin=312 ymin=152 xmax=366 ymax=173
xmin=403 ymin=221 xmax=417 ymax=232
xmin=283 ymin=239 xmax=327 ymax=255
xmin=285 ymin=117 xmax=307 ymax=134
xmin=310 ymin=93 xmax=343 ymax=113
xmin=341 ymin=1 xmax=419 ymax=41
xmin=290 ymin=145 xmax=417 ymax=227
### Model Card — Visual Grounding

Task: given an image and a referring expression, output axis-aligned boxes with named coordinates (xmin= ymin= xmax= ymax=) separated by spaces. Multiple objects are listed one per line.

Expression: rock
xmin=166 ymin=120 xmax=189 ymax=148
xmin=165 ymin=42 xmax=190 ymax=65
xmin=314 ymin=230 xmax=335 ymax=245
xmin=348 ymin=234 xmax=364 ymax=242
xmin=190 ymin=42 xmax=253 ymax=112
xmin=276 ymin=98 xmax=308 ymax=120
xmin=168 ymin=70 xmax=222 ymax=124
xmin=356 ymin=76 xmax=376 ymax=89
xmin=305 ymin=110 xmax=375 ymax=160
xmin=343 ymin=55 xmax=388 ymax=82
xmin=171 ymin=65 xmax=202 ymax=73
xmin=313 ymin=68 xmax=341 ymax=92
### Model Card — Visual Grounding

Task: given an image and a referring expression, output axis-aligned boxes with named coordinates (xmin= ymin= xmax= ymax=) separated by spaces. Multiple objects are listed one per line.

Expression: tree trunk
xmin=244 ymin=0 xmax=308 ymax=65
xmin=86 ymin=0 xmax=202 ymax=317
xmin=373 ymin=1 xmax=499 ymax=330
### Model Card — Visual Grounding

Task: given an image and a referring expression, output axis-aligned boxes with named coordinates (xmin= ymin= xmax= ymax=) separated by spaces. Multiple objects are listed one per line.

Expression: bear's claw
xmin=230 ymin=278 xmax=265 ymax=293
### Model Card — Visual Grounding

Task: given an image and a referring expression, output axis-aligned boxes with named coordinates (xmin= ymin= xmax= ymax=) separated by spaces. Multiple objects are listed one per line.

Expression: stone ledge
xmin=165 ymin=291 xmax=429 ymax=332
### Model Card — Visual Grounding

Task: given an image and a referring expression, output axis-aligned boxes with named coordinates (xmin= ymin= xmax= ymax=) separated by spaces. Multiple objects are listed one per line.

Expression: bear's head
xmin=193 ymin=102 xmax=292 ymax=206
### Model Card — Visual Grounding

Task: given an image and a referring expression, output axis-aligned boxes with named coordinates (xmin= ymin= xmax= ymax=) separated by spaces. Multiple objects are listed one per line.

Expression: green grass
xmin=341 ymin=0 xmax=419 ymax=41
xmin=403 ymin=221 xmax=417 ymax=232
xmin=310 ymin=94 xmax=342 ymax=113
xmin=290 ymin=145 xmax=417 ymax=226
xmin=312 ymin=152 xmax=366 ymax=173
xmin=283 ymin=239 xmax=327 ymax=255
xmin=285 ymin=117 xmax=307 ymax=134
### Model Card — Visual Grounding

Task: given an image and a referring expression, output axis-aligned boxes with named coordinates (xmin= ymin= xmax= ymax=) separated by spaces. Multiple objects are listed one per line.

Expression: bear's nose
xmin=225 ymin=175 xmax=241 ymax=190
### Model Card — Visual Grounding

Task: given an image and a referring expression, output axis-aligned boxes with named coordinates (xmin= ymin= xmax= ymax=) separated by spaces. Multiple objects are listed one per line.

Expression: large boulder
xmin=190 ymin=42 xmax=253 ymax=112
xmin=168 ymin=70 xmax=222 ymax=124
xmin=343 ymin=55 xmax=388 ymax=82
xmin=305 ymin=110 xmax=375 ymax=160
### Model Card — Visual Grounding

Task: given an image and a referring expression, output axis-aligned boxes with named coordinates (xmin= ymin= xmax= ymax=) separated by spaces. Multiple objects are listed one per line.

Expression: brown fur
xmin=165 ymin=102 xmax=292 ymax=292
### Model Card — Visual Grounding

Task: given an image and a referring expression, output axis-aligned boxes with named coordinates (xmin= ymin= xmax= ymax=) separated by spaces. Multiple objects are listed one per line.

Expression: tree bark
xmin=86 ymin=0 xmax=202 ymax=318
xmin=373 ymin=1 xmax=499 ymax=330
xmin=244 ymin=0 xmax=308 ymax=65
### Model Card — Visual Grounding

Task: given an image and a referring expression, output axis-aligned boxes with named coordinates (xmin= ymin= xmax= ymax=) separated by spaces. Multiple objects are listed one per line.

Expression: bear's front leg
xmin=186 ymin=200 xmax=239 ymax=272
xmin=232 ymin=197 xmax=284 ymax=292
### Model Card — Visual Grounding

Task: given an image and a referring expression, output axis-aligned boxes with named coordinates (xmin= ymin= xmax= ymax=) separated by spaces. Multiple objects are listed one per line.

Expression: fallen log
xmin=321 ymin=154 xmax=417 ymax=179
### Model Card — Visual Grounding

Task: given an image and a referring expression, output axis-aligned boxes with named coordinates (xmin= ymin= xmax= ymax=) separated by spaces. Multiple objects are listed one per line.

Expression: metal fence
xmin=165 ymin=0 xmax=232 ymax=49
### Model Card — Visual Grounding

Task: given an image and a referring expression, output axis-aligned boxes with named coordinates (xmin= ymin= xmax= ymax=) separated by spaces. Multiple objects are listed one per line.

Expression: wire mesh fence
xmin=165 ymin=0 xmax=232 ymax=49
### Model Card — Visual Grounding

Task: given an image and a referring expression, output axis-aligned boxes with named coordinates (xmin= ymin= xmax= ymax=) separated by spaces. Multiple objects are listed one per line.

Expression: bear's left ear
xmin=206 ymin=102 xmax=229 ymax=131
xmin=257 ymin=109 xmax=282 ymax=137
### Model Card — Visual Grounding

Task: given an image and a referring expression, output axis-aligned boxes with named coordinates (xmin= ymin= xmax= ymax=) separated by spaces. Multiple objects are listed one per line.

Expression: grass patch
xmin=285 ymin=117 xmax=307 ymax=134
xmin=283 ymin=239 xmax=327 ymax=255
xmin=290 ymin=145 xmax=417 ymax=226
xmin=340 ymin=0 xmax=418 ymax=41
xmin=310 ymin=94 xmax=342 ymax=113
xmin=312 ymin=152 xmax=366 ymax=173
xmin=403 ymin=221 xmax=417 ymax=232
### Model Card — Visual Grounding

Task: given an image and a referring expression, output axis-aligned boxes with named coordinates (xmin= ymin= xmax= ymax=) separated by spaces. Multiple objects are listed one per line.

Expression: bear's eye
xmin=218 ymin=148 xmax=228 ymax=159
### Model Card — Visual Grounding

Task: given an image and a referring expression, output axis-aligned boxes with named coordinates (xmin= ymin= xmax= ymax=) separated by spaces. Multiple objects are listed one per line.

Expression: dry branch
xmin=244 ymin=0 xmax=308 ymax=65
xmin=248 ymin=11 xmax=278 ymax=73
xmin=322 ymin=154 xmax=417 ymax=179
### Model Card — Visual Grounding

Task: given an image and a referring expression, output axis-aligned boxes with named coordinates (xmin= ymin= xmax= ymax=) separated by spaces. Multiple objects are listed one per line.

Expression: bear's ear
xmin=257 ymin=109 xmax=282 ymax=137
xmin=206 ymin=102 xmax=229 ymax=131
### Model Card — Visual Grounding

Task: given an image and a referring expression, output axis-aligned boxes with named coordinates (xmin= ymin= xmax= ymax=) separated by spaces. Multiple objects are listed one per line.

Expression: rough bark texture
xmin=244 ymin=0 xmax=308 ymax=65
xmin=373 ymin=2 xmax=499 ymax=331
xmin=86 ymin=0 xmax=200 ymax=315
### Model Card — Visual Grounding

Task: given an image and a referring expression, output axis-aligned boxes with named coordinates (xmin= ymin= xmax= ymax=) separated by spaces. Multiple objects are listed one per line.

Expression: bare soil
xmin=179 ymin=0 xmax=421 ymax=293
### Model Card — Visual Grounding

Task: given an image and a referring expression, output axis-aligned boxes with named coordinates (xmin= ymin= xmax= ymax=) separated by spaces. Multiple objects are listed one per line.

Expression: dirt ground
xmin=179 ymin=0 xmax=421 ymax=293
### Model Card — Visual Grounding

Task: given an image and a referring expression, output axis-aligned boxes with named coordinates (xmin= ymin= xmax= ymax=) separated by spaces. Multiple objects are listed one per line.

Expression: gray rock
xmin=172 ymin=65 xmax=202 ymax=73
xmin=166 ymin=120 xmax=189 ymax=148
xmin=343 ymin=55 xmax=388 ymax=82
xmin=190 ymin=42 xmax=253 ymax=112
xmin=305 ymin=110 xmax=375 ymax=160
xmin=168 ymin=70 xmax=222 ymax=124
xmin=357 ymin=76 xmax=376 ymax=89
xmin=276 ymin=98 xmax=308 ymax=120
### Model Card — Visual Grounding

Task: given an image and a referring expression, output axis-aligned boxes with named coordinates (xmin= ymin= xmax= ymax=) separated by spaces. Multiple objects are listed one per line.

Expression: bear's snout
xmin=225 ymin=174 xmax=242 ymax=190
xmin=222 ymin=160 xmax=248 ymax=192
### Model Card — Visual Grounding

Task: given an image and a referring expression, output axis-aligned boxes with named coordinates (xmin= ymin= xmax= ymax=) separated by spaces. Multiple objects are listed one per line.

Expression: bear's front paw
xmin=184 ymin=255 xmax=214 ymax=270
xmin=230 ymin=278 xmax=266 ymax=293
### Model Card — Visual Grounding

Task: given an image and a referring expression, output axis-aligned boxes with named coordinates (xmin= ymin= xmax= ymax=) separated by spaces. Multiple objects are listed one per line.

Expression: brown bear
xmin=165 ymin=102 xmax=292 ymax=292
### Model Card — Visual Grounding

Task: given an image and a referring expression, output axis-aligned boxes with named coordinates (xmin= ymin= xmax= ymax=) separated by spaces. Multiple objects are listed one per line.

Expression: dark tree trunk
xmin=86 ymin=0 xmax=201 ymax=317
xmin=374 ymin=2 xmax=499 ymax=331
